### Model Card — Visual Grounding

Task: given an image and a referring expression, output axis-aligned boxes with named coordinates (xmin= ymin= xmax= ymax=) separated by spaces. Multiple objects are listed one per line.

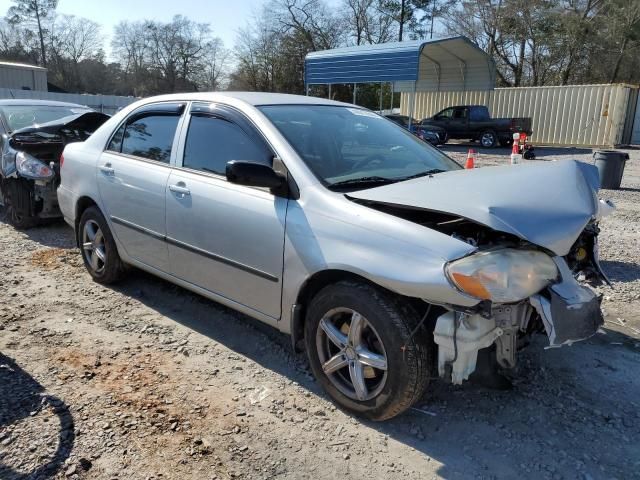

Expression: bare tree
xmin=6 ymin=0 xmax=57 ymax=66
xmin=198 ymin=38 xmax=230 ymax=91
xmin=343 ymin=0 xmax=395 ymax=44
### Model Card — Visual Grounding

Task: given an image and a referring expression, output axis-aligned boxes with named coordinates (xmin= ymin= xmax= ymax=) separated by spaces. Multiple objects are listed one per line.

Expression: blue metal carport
xmin=305 ymin=36 xmax=496 ymax=120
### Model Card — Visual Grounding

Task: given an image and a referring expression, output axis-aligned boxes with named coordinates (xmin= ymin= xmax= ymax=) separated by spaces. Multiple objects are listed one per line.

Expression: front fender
xmin=279 ymin=194 xmax=479 ymax=333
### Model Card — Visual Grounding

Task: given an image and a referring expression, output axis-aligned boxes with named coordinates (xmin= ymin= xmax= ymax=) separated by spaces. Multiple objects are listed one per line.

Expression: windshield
xmin=259 ymin=105 xmax=460 ymax=190
xmin=0 ymin=105 xmax=90 ymax=132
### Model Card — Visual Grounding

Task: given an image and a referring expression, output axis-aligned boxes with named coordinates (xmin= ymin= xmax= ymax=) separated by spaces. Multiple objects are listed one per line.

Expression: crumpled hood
xmin=11 ymin=111 xmax=110 ymax=137
xmin=349 ymin=160 xmax=600 ymax=256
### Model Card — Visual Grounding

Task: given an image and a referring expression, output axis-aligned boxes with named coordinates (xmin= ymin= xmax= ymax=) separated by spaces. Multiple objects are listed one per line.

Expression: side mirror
xmin=226 ymin=161 xmax=285 ymax=189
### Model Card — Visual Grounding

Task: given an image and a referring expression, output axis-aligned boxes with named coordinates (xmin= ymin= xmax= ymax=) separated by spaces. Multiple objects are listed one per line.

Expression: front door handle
xmin=100 ymin=164 xmax=115 ymax=176
xmin=169 ymin=184 xmax=191 ymax=196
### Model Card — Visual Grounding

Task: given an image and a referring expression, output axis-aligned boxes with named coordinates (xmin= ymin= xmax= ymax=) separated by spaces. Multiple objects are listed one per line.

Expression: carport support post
xmin=353 ymin=83 xmax=357 ymax=105
xmin=379 ymin=82 xmax=384 ymax=112
xmin=328 ymin=84 xmax=332 ymax=100
xmin=408 ymin=81 xmax=416 ymax=130
xmin=390 ymin=82 xmax=395 ymax=111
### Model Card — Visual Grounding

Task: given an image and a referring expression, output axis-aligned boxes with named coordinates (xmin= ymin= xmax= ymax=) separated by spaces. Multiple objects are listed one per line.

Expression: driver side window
xmin=437 ymin=108 xmax=454 ymax=120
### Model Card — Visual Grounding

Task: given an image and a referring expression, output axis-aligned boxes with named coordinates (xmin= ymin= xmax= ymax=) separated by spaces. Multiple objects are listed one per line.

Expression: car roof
xmin=136 ymin=91 xmax=356 ymax=108
xmin=0 ymin=99 xmax=90 ymax=108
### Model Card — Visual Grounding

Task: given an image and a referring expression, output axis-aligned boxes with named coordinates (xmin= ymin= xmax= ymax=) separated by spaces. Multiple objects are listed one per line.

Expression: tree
xmin=197 ymin=38 xmax=230 ymax=91
xmin=377 ymin=0 xmax=437 ymax=40
xmin=343 ymin=0 xmax=395 ymax=45
xmin=47 ymin=14 xmax=104 ymax=91
xmin=6 ymin=0 xmax=57 ymax=66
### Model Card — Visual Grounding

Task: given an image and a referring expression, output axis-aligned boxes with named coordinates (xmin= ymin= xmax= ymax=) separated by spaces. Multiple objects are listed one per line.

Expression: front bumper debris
xmin=530 ymin=256 xmax=603 ymax=347
xmin=434 ymin=256 xmax=604 ymax=384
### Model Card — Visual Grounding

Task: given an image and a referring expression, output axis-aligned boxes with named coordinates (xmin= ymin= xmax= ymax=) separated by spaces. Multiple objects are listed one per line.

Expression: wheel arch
xmin=290 ymin=269 xmax=429 ymax=352
xmin=74 ymin=196 xmax=100 ymax=246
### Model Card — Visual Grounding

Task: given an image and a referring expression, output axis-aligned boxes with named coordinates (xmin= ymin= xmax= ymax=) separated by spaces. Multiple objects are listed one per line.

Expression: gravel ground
xmin=1 ymin=145 xmax=639 ymax=480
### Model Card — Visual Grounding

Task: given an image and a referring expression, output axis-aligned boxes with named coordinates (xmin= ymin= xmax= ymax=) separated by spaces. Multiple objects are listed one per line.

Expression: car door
xmin=97 ymin=102 xmax=185 ymax=273
xmin=165 ymin=103 xmax=287 ymax=319
xmin=429 ymin=107 xmax=454 ymax=134
xmin=448 ymin=107 xmax=469 ymax=137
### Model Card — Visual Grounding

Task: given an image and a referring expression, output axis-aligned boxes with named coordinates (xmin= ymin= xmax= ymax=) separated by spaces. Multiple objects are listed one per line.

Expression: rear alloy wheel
xmin=305 ymin=281 xmax=432 ymax=421
xmin=82 ymin=219 xmax=107 ymax=275
xmin=78 ymin=206 xmax=125 ymax=284
xmin=480 ymin=130 xmax=498 ymax=148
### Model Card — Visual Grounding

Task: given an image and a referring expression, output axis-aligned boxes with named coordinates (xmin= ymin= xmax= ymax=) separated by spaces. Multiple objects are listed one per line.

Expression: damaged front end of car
xmin=349 ymin=159 xmax=612 ymax=384
xmin=434 ymin=249 xmax=607 ymax=384
xmin=0 ymin=111 xmax=109 ymax=227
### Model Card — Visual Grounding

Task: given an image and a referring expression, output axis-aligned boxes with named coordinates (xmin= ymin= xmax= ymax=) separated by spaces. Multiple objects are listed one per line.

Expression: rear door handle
xmin=169 ymin=184 xmax=191 ymax=196
xmin=99 ymin=164 xmax=115 ymax=176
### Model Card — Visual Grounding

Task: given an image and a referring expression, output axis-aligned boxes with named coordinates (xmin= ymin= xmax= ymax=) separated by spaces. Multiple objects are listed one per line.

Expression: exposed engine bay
xmin=0 ymin=111 xmax=109 ymax=228
xmin=350 ymin=187 xmax=613 ymax=385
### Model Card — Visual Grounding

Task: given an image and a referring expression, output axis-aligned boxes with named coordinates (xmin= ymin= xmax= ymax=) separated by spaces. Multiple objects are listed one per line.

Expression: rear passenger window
xmin=107 ymin=124 xmax=125 ymax=152
xmin=121 ymin=115 xmax=179 ymax=163
xmin=183 ymin=115 xmax=268 ymax=175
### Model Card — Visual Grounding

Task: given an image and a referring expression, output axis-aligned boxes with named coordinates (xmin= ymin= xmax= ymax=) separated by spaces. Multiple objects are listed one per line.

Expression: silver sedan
xmin=58 ymin=92 xmax=607 ymax=420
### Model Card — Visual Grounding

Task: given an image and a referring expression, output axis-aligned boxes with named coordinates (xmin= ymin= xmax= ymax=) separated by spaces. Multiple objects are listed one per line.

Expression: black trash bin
xmin=593 ymin=150 xmax=629 ymax=190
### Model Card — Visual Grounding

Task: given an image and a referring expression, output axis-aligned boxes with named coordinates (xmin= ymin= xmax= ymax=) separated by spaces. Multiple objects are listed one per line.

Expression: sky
xmin=0 ymin=0 xmax=265 ymax=57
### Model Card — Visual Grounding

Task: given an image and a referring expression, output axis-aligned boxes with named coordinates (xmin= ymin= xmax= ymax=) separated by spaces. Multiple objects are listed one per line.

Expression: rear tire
xmin=305 ymin=281 xmax=432 ymax=421
xmin=77 ymin=206 xmax=125 ymax=284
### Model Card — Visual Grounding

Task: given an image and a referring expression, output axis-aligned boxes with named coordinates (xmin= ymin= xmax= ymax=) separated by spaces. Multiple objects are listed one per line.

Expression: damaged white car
xmin=58 ymin=93 xmax=610 ymax=420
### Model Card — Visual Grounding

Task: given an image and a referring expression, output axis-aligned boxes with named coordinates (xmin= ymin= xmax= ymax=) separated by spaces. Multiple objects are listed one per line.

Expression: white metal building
xmin=400 ymin=84 xmax=640 ymax=147
xmin=0 ymin=61 xmax=48 ymax=91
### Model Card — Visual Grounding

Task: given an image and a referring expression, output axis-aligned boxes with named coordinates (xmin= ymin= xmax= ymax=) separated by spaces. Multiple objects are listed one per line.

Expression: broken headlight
xmin=15 ymin=151 xmax=54 ymax=180
xmin=446 ymin=248 xmax=559 ymax=303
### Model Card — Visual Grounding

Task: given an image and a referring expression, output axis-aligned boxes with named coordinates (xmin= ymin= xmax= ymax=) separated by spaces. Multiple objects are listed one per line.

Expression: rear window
xmin=0 ymin=105 xmax=90 ymax=132
xmin=470 ymin=106 xmax=490 ymax=121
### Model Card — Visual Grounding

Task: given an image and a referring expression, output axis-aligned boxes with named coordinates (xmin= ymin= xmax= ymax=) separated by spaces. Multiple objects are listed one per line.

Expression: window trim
xmin=103 ymin=102 xmax=187 ymax=165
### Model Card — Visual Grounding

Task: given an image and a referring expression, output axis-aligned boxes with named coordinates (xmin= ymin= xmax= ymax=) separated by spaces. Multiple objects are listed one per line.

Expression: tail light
xmin=60 ymin=153 xmax=64 ymax=168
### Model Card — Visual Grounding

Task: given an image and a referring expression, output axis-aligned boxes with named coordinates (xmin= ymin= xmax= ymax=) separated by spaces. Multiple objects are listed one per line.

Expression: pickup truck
xmin=420 ymin=105 xmax=532 ymax=148
xmin=383 ymin=114 xmax=447 ymax=146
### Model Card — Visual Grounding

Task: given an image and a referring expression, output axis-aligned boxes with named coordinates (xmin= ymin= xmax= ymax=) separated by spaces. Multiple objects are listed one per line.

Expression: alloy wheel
xmin=481 ymin=132 xmax=495 ymax=147
xmin=316 ymin=307 xmax=388 ymax=401
xmin=82 ymin=219 xmax=107 ymax=274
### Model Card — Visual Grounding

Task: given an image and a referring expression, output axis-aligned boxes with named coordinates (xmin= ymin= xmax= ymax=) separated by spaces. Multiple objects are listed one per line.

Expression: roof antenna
xmin=9 ymin=89 xmax=15 ymax=99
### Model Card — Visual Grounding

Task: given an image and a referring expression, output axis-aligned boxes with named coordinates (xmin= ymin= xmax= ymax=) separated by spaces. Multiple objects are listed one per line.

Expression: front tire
xmin=480 ymin=130 xmax=498 ymax=148
xmin=305 ymin=281 xmax=432 ymax=421
xmin=1 ymin=180 xmax=37 ymax=229
xmin=77 ymin=206 xmax=125 ymax=284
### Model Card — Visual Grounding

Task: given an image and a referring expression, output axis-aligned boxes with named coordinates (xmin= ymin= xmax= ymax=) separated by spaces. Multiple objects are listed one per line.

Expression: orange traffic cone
xmin=465 ymin=149 xmax=476 ymax=169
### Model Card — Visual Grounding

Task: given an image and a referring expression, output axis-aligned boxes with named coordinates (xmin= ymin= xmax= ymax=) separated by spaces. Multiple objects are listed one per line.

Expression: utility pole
xmin=430 ymin=1 xmax=436 ymax=39
xmin=399 ymin=0 xmax=406 ymax=41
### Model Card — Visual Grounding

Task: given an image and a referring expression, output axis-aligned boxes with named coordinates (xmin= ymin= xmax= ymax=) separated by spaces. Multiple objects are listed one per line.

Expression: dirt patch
xmin=30 ymin=247 xmax=80 ymax=270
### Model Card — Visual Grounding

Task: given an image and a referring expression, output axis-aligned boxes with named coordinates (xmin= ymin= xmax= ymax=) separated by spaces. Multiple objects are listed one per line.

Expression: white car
xmin=58 ymin=92 xmax=607 ymax=420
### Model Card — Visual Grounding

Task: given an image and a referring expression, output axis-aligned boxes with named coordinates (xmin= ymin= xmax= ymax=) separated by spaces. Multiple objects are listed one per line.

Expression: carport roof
xmin=305 ymin=36 xmax=495 ymax=91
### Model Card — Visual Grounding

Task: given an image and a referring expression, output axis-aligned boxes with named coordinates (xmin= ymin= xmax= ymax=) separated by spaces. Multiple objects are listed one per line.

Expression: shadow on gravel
xmin=0 ymin=353 xmax=75 ymax=480
xmin=601 ymin=259 xmax=640 ymax=283
xmin=0 ymin=209 xmax=75 ymax=249
xmin=109 ymin=269 xmax=640 ymax=479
